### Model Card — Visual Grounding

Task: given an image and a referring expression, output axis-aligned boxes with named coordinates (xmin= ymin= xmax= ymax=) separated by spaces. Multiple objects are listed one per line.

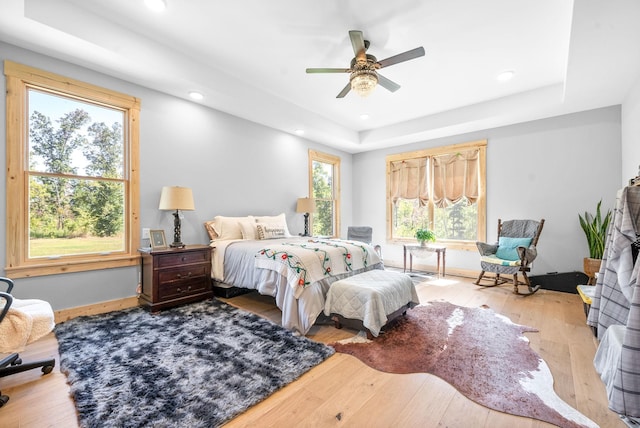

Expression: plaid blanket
xmin=587 ymin=185 xmax=640 ymax=417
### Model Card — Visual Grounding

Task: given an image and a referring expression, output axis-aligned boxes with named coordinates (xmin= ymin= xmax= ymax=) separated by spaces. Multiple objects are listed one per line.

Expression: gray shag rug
xmin=54 ymin=299 xmax=334 ymax=428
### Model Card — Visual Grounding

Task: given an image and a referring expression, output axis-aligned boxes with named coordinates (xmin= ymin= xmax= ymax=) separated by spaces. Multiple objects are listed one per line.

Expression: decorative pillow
xmin=495 ymin=237 xmax=533 ymax=261
xmin=256 ymin=223 xmax=287 ymax=240
xmin=254 ymin=213 xmax=292 ymax=237
xmin=210 ymin=216 xmax=247 ymax=241
xmin=204 ymin=220 xmax=218 ymax=240
xmin=238 ymin=217 xmax=258 ymax=240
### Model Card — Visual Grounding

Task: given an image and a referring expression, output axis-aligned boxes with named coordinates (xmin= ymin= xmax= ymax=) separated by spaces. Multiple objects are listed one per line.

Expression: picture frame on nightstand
xmin=150 ymin=229 xmax=167 ymax=249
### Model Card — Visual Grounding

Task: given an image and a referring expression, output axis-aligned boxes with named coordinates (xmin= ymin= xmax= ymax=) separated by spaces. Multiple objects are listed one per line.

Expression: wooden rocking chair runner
xmin=474 ymin=219 xmax=545 ymax=296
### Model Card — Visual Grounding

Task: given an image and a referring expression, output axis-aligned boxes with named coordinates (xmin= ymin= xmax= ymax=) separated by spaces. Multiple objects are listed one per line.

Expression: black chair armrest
xmin=0 ymin=291 xmax=14 ymax=324
xmin=476 ymin=242 xmax=498 ymax=256
xmin=0 ymin=277 xmax=14 ymax=294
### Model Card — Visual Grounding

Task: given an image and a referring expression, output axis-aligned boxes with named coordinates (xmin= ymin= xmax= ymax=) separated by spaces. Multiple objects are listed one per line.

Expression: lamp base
xmin=302 ymin=213 xmax=310 ymax=237
xmin=171 ymin=210 xmax=185 ymax=249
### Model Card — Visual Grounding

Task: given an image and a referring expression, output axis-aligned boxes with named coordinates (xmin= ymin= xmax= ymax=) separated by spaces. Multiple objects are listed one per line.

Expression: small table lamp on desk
xmin=159 ymin=186 xmax=195 ymax=248
xmin=297 ymin=197 xmax=315 ymax=237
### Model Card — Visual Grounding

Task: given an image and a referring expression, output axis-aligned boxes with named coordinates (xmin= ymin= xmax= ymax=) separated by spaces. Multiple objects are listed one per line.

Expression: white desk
xmin=403 ymin=244 xmax=446 ymax=277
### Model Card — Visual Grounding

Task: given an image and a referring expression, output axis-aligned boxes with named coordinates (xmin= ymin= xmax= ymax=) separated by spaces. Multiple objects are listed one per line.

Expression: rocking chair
xmin=474 ymin=219 xmax=545 ymax=296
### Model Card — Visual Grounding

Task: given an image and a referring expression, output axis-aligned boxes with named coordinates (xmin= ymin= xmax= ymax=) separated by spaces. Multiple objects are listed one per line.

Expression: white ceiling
xmin=1 ymin=0 xmax=639 ymax=153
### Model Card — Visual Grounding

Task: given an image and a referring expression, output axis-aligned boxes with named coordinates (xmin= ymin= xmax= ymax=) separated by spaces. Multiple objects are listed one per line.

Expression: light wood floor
xmin=0 ymin=275 xmax=625 ymax=427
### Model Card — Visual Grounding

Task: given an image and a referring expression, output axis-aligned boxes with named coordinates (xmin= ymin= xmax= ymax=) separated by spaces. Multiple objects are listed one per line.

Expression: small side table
xmin=403 ymin=244 xmax=447 ymax=277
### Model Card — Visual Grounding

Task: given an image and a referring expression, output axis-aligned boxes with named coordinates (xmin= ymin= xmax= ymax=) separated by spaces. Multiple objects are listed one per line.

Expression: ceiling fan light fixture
xmin=350 ymin=69 xmax=378 ymax=97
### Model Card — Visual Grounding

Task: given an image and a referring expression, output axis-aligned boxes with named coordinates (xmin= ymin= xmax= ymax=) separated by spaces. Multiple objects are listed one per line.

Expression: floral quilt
xmin=254 ymin=239 xmax=379 ymax=298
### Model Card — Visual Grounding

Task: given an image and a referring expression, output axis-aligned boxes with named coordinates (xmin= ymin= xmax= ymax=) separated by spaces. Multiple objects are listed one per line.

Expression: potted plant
xmin=578 ymin=200 xmax=612 ymax=283
xmin=415 ymin=228 xmax=436 ymax=246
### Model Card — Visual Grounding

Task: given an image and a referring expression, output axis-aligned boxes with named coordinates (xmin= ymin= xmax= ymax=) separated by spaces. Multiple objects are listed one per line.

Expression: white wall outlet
xmin=142 ymin=228 xmax=150 ymax=239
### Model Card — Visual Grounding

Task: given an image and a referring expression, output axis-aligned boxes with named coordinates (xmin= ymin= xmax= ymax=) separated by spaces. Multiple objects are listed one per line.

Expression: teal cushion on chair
xmin=495 ymin=237 xmax=532 ymax=261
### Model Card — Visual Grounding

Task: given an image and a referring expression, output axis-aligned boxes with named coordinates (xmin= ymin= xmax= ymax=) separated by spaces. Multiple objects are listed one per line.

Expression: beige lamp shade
xmin=296 ymin=197 xmax=315 ymax=213
xmin=158 ymin=186 xmax=195 ymax=211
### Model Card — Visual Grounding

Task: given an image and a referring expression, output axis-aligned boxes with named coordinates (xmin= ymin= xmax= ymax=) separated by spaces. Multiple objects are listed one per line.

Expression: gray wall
xmin=622 ymin=75 xmax=640 ymax=184
xmin=352 ymin=106 xmax=622 ymax=276
xmin=0 ymin=42 xmax=352 ymax=309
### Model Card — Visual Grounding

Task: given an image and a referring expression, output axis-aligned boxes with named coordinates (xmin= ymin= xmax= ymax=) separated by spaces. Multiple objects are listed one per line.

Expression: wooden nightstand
xmin=138 ymin=244 xmax=212 ymax=311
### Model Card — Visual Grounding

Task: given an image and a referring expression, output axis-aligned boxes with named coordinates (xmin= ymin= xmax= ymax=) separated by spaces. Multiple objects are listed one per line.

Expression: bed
xmin=206 ymin=214 xmax=384 ymax=335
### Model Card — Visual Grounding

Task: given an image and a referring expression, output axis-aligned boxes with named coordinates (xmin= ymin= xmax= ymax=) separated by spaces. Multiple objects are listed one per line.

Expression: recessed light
xmin=360 ymin=114 xmax=370 ymax=120
xmin=295 ymin=129 xmax=305 ymax=136
xmin=188 ymin=91 xmax=204 ymax=100
xmin=144 ymin=0 xmax=166 ymax=12
xmin=496 ymin=70 xmax=515 ymax=82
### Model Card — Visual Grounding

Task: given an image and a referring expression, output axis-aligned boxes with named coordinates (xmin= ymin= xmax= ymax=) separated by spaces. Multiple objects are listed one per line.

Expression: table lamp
xmin=296 ymin=197 xmax=316 ymax=237
xmin=159 ymin=186 xmax=195 ymax=247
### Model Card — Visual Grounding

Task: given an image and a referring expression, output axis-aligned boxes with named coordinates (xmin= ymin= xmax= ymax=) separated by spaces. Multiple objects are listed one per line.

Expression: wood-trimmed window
xmin=4 ymin=61 xmax=140 ymax=278
xmin=386 ymin=140 xmax=487 ymax=251
xmin=308 ymin=150 xmax=340 ymax=238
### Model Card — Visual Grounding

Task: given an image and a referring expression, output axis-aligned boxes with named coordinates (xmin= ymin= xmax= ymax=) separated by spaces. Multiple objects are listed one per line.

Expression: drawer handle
xmin=176 ymin=272 xmax=193 ymax=279
xmin=176 ymin=286 xmax=192 ymax=294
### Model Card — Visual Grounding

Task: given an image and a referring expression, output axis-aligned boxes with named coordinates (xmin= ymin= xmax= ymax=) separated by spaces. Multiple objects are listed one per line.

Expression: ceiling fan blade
xmin=336 ymin=82 xmax=351 ymax=98
xmin=377 ymin=74 xmax=401 ymax=92
xmin=377 ymin=47 xmax=425 ymax=68
xmin=306 ymin=68 xmax=351 ymax=73
xmin=349 ymin=30 xmax=366 ymax=56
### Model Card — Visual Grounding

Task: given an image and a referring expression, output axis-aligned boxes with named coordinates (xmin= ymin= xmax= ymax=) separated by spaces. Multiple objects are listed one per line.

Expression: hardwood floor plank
xmin=341 ymin=373 xmax=429 ymax=427
xmin=395 ymin=375 xmax=457 ymax=427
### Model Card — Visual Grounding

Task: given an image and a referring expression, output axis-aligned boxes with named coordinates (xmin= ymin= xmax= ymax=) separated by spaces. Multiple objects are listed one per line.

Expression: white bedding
xmin=210 ymin=237 xmax=384 ymax=334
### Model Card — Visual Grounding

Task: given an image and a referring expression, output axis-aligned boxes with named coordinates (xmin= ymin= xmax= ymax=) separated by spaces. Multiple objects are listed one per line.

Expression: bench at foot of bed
xmin=330 ymin=304 xmax=412 ymax=339
xmin=324 ymin=269 xmax=420 ymax=338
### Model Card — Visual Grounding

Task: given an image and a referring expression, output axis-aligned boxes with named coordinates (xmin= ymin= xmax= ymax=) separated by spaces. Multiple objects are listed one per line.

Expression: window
xmin=309 ymin=150 xmax=340 ymax=238
xmin=5 ymin=61 xmax=140 ymax=278
xmin=386 ymin=140 xmax=486 ymax=250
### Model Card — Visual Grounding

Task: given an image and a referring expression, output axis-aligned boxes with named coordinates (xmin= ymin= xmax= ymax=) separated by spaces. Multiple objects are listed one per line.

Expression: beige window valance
xmin=389 ymin=158 xmax=429 ymax=206
xmin=390 ymin=148 xmax=479 ymax=208
xmin=432 ymin=149 xmax=479 ymax=208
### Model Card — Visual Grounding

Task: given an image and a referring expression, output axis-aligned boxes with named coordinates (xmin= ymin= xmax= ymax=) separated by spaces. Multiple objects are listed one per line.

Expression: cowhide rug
xmin=331 ymin=301 xmax=598 ymax=428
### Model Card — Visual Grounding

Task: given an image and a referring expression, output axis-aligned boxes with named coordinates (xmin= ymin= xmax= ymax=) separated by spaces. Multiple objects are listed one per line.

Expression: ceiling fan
xmin=306 ymin=30 xmax=425 ymax=98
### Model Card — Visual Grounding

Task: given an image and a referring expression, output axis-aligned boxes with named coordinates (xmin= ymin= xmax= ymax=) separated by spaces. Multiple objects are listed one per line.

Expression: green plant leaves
xmin=579 ymin=200 xmax=612 ymax=259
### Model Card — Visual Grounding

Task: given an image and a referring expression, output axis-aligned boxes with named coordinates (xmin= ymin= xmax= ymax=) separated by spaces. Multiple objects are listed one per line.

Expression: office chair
xmin=0 ymin=277 xmax=56 ymax=407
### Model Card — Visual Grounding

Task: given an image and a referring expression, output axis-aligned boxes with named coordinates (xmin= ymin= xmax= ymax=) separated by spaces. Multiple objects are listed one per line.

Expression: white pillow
xmin=254 ymin=213 xmax=292 ymax=237
xmin=211 ymin=215 xmax=248 ymax=240
xmin=238 ymin=217 xmax=258 ymax=240
xmin=256 ymin=223 xmax=287 ymax=239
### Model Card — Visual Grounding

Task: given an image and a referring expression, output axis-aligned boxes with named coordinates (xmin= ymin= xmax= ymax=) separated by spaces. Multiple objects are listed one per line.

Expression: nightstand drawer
xmin=156 ymin=251 xmax=209 ymax=268
xmin=158 ymin=277 xmax=209 ymax=300
xmin=158 ymin=265 xmax=208 ymax=284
